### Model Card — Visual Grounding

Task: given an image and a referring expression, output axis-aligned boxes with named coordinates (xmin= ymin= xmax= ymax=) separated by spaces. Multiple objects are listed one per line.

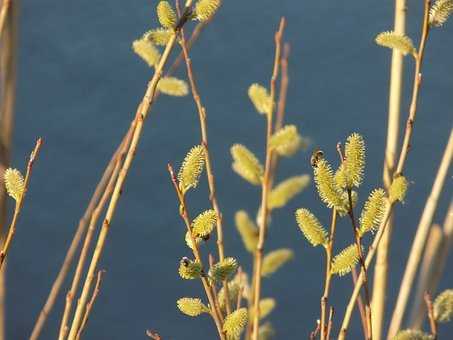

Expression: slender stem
xmin=388 ymin=128 xmax=453 ymax=338
xmin=408 ymin=224 xmax=442 ymax=328
xmin=251 ymin=18 xmax=285 ymax=340
xmin=0 ymin=0 xmax=10 ymax=39
xmin=346 ymin=189 xmax=372 ymax=340
xmin=0 ymin=0 xmax=17 ymax=337
xmin=410 ymin=200 xmax=453 ymax=328
xmin=320 ymin=209 xmax=337 ymax=340
xmin=424 ymin=292 xmax=437 ymax=339
xmin=29 ymin=124 xmax=134 ymax=340
xmin=65 ymin=7 xmax=195 ymax=338
xmin=351 ymin=267 xmax=369 ymax=338
xmin=372 ymin=0 xmax=407 ymax=336
xmin=75 ymin=270 xmax=105 ymax=340
xmin=339 ymin=1 xmax=432 ymax=337
xmin=58 ymin=143 xmax=127 ymax=340
xmin=167 ymin=164 xmax=225 ymax=339
xmin=178 ymin=16 xmax=231 ymax=314
xmin=326 ymin=307 xmax=334 ymax=340
xmin=0 ymin=138 xmax=42 ymax=268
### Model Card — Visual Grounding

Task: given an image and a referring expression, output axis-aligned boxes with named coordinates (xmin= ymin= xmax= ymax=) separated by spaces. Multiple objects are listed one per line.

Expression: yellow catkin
xmin=359 ymin=188 xmax=387 ymax=236
xmin=157 ymin=77 xmax=189 ymax=96
xmin=231 ymin=144 xmax=263 ymax=185
xmin=295 ymin=208 xmax=328 ymax=247
xmin=178 ymin=145 xmax=205 ymax=193
xmin=145 ymin=28 xmax=172 ymax=46
xmin=218 ymin=281 xmax=240 ymax=312
xmin=235 ymin=210 xmax=258 ymax=252
xmin=269 ymin=125 xmax=303 ymax=157
xmin=269 ymin=175 xmax=310 ymax=209
xmin=258 ymin=322 xmax=276 ymax=340
xmin=194 ymin=0 xmax=221 ymax=22
xmin=434 ymin=289 xmax=453 ymax=323
xmin=177 ymin=297 xmax=209 ymax=316
xmin=314 ymin=159 xmax=345 ymax=209
xmin=393 ymin=329 xmax=434 ymax=340
xmin=248 ymin=83 xmax=272 ymax=115
xmin=249 ymin=298 xmax=276 ymax=320
xmin=389 ymin=175 xmax=408 ymax=203
xmin=336 ymin=133 xmax=365 ymax=188
xmin=223 ymin=308 xmax=248 ymax=338
xmin=185 ymin=231 xmax=201 ymax=250
xmin=4 ymin=168 xmax=24 ymax=202
xmin=429 ymin=0 xmax=453 ymax=26
xmin=261 ymin=249 xmax=294 ymax=277
xmin=132 ymin=38 xmax=161 ymax=67
xmin=331 ymin=244 xmax=360 ymax=276
xmin=156 ymin=1 xmax=176 ymax=28
xmin=375 ymin=31 xmax=416 ymax=56
xmin=178 ymin=258 xmax=202 ymax=280
xmin=192 ymin=209 xmax=216 ymax=237
xmin=209 ymin=257 xmax=238 ymax=282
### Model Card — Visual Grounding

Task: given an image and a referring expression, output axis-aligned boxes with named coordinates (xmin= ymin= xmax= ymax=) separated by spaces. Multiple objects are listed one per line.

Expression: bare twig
xmin=58 ymin=136 xmax=129 ymax=340
xmin=0 ymin=0 xmax=10 ymax=39
xmin=146 ymin=330 xmax=162 ymax=340
xmin=326 ymin=307 xmax=334 ymax=340
xmin=388 ymin=128 xmax=453 ymax=338
xmin=251 ymin=18 xmax=285 ymax=340
xmin=409 ymin=201 xmax=453 ymax=328
xmin=424 ymin=292 xmax=437 ymax=339
xmin=372 ymin=0 xmax=407 ymax=335
xmin=75 ymin=270 xmax=106 ymax=340
xmin=0 ymin=138 xmax=42 ymax=268
xmin=320 ymin=209 xmax=337 ymax=340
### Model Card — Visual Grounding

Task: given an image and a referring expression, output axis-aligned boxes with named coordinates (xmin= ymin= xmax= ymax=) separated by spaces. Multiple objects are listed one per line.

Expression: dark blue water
xmin=7 ymin=0 xmax=453 ymax=339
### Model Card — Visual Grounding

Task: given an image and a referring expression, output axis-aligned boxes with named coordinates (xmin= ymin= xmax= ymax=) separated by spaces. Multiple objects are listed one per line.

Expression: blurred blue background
xmin=6 ymin=0 xmax=453 ymax=339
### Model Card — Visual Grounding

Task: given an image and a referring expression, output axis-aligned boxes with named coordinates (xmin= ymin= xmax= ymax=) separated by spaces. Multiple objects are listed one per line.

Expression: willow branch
xmin=75 ymin=270 xmax=105 ymax=340
xmin=58 ymin=138 xmax=128 ymax=340
xmin=372 ymin=0 xmax=407 ymax=336
xmin=0 ymin=138 xmax=42 ymax=268
xmin=251 ymin=18 xmax=285 ymax=340
xmin=339 ymin=1 xmax=432 ymax=337
xmin=29 ymin=14 xmax=209 ymax=338
xmin=29 ymin=123 xmax=134 ymax=340
xmin=167 ymin=164 xmax=225 ymax=340
xmin=65 ymin=6 xmax=196 ymax=338
xmin=178 ymin=11 xmax=231 ymax=314
xmin=320 ymin=209 xmax=337 ymax=340
xmin=409 ymin=200 xmax=453 ymax=328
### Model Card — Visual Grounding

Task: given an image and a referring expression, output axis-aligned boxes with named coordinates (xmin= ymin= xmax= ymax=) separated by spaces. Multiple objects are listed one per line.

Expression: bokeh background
xmin=6 ymin=0 xmax=453 ymax=339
